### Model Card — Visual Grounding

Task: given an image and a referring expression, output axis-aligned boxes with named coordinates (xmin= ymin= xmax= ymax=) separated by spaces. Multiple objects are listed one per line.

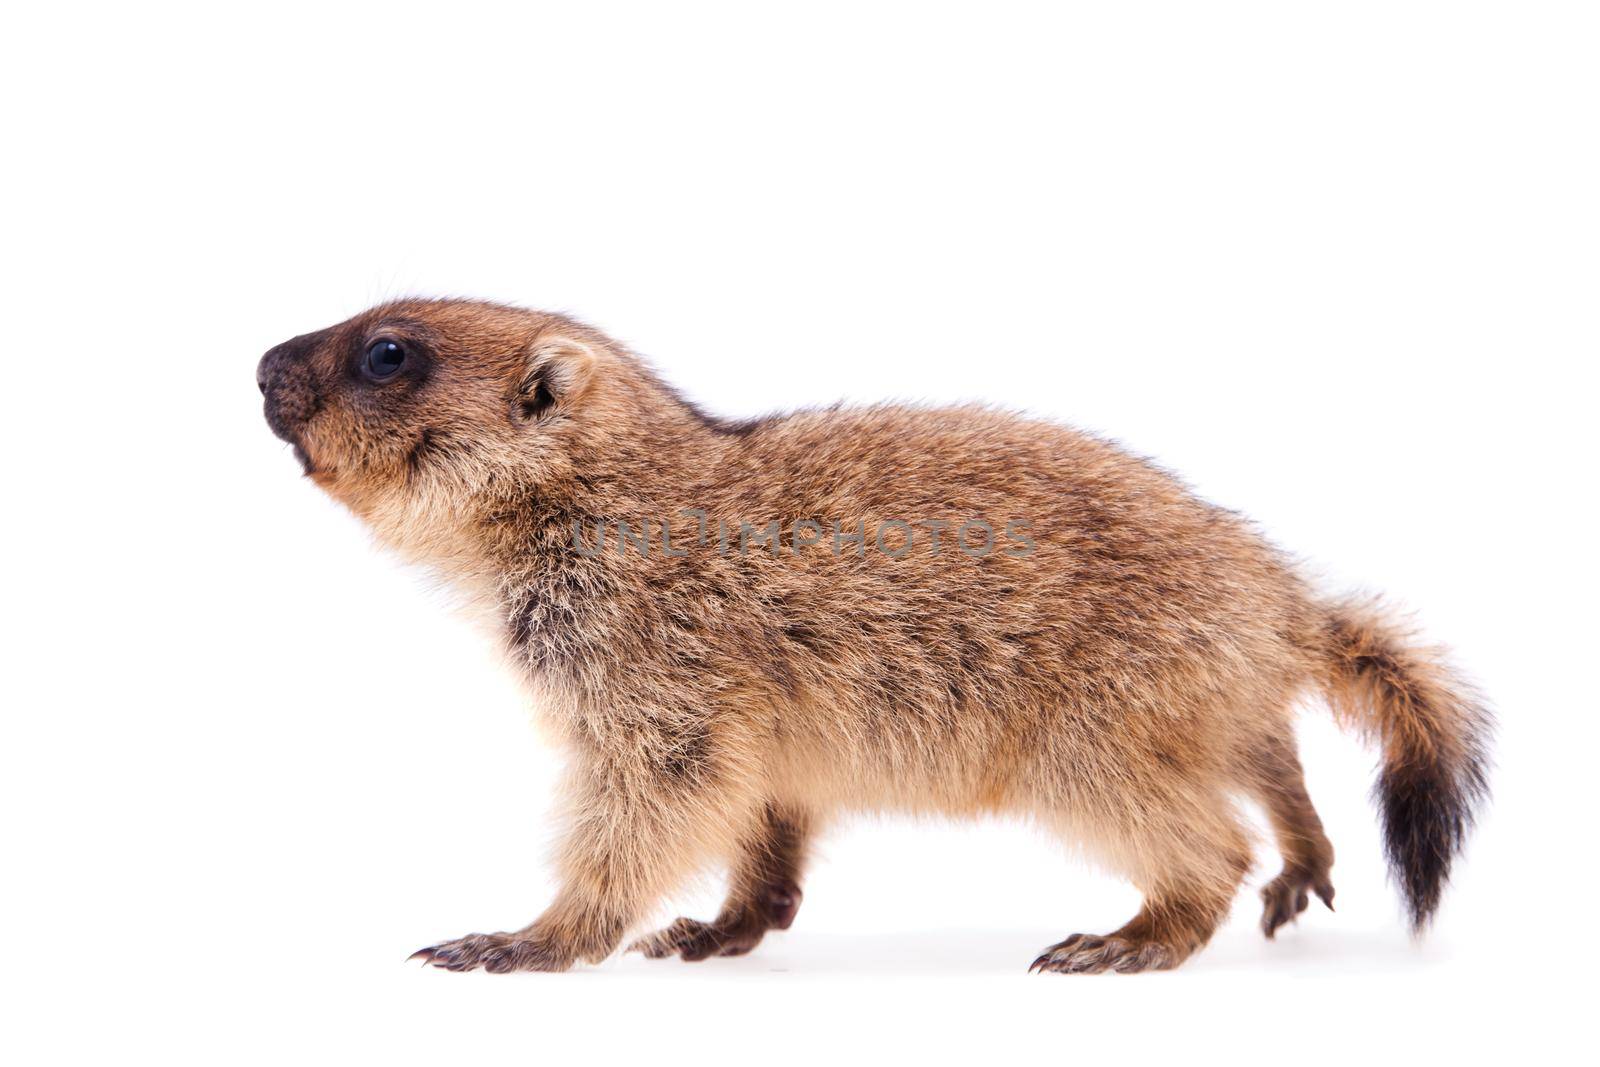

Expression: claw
xmin=1032 ymin=932 xmax=1173 ymax=975
xmin=1262 ymin=870 xmax=1336 ymax=939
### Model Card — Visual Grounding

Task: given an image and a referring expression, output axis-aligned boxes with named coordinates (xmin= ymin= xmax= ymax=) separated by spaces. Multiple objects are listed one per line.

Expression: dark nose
xmin=256 ymin=338 xmax=298 ymax=398
xmin=257 ymin=327 xmax=331 ymax=396
xmin=258 ymin=328 xmax=330 ymax=446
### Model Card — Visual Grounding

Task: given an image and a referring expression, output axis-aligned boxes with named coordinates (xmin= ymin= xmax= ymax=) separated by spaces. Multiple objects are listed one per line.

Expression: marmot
xmin=257 ymin=298 xmax=1490 ymax=974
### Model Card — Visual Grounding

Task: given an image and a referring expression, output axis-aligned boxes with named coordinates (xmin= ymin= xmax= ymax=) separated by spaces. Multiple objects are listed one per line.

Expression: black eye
xmin=363 ymin=339 xmax=406 ymax=380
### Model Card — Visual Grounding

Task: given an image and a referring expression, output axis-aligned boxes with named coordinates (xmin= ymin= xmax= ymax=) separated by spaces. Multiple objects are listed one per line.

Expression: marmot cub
xmin=258 ymin=299 xmax=1490 ymax=974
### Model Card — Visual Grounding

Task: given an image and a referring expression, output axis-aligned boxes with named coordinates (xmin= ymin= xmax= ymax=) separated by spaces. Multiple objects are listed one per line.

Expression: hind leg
xmin=1249 ymin=732 xmax=1336 ymax=937
xmin=629 ymin=803 xmax=809 ymax=961
xmin=1032 ymin=800 xmax=1252 ymax=974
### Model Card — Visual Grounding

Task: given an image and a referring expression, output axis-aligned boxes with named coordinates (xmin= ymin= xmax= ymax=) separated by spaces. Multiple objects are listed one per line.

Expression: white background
xmin=5 ymin=2 xmax=1596 ymax=1063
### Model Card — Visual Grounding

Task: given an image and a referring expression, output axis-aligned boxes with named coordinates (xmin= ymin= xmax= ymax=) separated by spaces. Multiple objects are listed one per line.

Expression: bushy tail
xmin=1316 ymin=598 xmax=1492 ymax=931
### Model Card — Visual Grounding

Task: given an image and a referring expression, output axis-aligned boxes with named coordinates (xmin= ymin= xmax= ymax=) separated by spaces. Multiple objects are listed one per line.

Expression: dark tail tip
xmin=1319 ymin=598 xmax=1493 ymax=932
xmin=1378 ymin=743 xmax=1490 ymax=932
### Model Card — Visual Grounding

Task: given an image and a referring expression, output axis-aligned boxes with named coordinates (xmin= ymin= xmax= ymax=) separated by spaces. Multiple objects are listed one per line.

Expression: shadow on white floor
xmin=600 ymin=922 xmax=1450 ymax=979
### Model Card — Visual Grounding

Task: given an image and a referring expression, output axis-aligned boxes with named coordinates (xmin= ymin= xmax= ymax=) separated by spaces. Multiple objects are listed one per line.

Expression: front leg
xmin=410 ymin=926 xmax=578 ymax=974
xmin=630 ymin=804 xmax=810 ymax=961
xmin=413 ymin=728 xmax=756 ymax=974
xmin=409 ymin=881 xmax=630 ymax=974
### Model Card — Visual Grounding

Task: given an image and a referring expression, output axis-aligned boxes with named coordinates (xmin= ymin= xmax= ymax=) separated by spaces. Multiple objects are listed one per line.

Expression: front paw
xmin=410 ymin=931 xmax=572 ymax=974
xmin=628 ymin=917 xmax=765 ymax=961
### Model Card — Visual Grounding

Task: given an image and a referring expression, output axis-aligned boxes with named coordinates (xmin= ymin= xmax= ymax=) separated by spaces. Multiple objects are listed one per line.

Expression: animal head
xmin=257 ymin=299 xmax=643 ymax=560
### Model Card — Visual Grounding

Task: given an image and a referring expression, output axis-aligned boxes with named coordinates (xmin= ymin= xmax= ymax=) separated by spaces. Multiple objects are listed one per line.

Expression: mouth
xmin=262 ymin=390 xmax=319 ymax=476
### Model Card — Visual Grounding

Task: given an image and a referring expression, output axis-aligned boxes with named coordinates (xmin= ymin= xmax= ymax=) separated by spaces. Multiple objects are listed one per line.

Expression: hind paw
xmin=1029 ymin=934 xmax=1179 ymax=975
xmin=1260 ymin=870 xmax=1335 ymax=938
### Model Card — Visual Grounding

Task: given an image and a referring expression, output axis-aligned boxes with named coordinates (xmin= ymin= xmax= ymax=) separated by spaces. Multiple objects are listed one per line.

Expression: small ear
xmin=513 ymin=334 xmax=597 ymax=422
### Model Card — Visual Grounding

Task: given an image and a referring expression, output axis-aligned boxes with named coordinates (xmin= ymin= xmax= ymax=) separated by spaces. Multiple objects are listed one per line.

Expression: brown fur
xmin=257 ymin=298 xmax=1491 ymax=974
